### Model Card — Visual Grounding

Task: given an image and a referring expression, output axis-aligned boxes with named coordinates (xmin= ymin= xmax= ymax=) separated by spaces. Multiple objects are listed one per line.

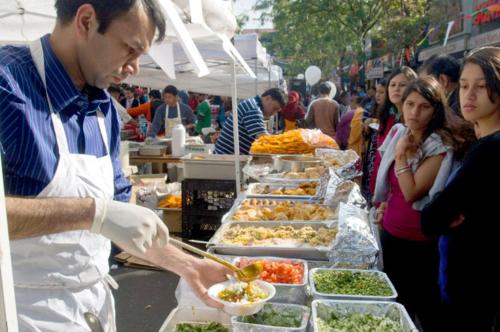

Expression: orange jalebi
xmin=250 ymin=129 xmax=338 ymax=154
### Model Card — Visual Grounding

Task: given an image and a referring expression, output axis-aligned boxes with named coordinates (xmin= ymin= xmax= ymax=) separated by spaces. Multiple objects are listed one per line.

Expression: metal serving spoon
xmin=84 ymin=312 xmax=104 ymax=332
xmin=169 ymin=238 xmax=263 ymax=282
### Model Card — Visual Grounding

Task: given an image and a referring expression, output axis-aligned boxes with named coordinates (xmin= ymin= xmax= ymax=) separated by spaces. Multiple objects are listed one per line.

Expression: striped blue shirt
xmin=0 ymin=34 xmax=131 ymax=201
xmin=214 ymin=96 xmax=266 ymax=155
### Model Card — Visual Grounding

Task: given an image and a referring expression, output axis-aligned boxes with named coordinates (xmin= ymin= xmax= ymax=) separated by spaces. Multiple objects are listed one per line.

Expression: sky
xmin=232 ymin=0 xmax=273 ymax=30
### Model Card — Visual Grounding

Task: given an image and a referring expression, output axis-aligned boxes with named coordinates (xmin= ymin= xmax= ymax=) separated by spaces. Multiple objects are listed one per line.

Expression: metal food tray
xmin=261 ymin=173 xmax=322 ymax=183
xmin=245 ymin=182 xmax=319 ymax=200
xmin=222 ymin=197 xmax=336 ymax=224
xmin=208 ymin=221 xmax=338 ymax=260
xmin=309 ymin=268 xmax=397 ymax=301
xmin=312 ymin=299 xmax=418 ymax=332
xmin=181 ymin=153 xmax=249 ymax=180
xmin=233 ymin=256 xmax=309 ymax=305
xmin=231 ymin=302 xmax=310 ymax=332
xmin=159 ymin=306 xmax=232 ymax=332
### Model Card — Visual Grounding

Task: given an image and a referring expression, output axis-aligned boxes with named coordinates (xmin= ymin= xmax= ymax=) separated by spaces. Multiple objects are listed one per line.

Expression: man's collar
xmin=40 ymin=34 xmax=110 ymax=114
xmin=254 ymin=95 xmax=263 ymax=109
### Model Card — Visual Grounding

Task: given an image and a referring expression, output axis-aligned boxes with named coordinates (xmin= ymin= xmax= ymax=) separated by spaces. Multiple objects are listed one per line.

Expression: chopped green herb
xmin=316 ymin=314 xmax=404 ymax=332
xmin=314 ymin=270 xmax=393 ymax=296
xmin=240 ymin=304 xmax=303 ymax=327
xmin=175 ymin=322 xmax=228 ymax=332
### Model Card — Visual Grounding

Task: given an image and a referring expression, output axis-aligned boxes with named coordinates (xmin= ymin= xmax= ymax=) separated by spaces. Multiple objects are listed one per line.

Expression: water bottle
xmin=172 ymin=124 xmax=186 ymax=157
xmin=138 ymin=115 xmax=148 ymax=136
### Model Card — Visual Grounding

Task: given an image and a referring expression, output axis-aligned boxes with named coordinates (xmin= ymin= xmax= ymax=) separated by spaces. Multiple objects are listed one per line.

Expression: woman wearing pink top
xmin=369 ymin=67 xmax=417 ymax=194
xmin=373 ymin=77 xmax=471 ymax=332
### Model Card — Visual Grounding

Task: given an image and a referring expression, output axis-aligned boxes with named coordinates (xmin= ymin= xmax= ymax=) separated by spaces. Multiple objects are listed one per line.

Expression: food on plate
xmin=237 ymin=258 xmax=304 ymax=284
xmin=252 ymin=182 xmax=318 ymax=196
xmin=157 ymin=194 xmax=182 ymax=209
xmin=217 ymin=281 xmax=268 ymax=303
xmin=313 ymin=270 xmax=393 ymax=296
xmin=175 ymin=323 xmax=228 ymax=332
xmin=316 ymin=314 xmax=403 ymax=332
xmin=282 ymin=166 xmax=326 ymax=179
xmin=250 ymin=129 xmax=338 ymax=154
xmin=240 ymin=303 xmax=303 ymax=327
xmin=192 ymin=156 xmax=207 ymax=160
xmin=220 ymin=225 xmax=337 ymax=247
xmin=232 ymin=200 xmax=333 ymax=221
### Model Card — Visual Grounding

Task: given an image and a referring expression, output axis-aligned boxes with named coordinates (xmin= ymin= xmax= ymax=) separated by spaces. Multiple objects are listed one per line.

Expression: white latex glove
xmin=91 ymin=199 xmax=169 ymax=254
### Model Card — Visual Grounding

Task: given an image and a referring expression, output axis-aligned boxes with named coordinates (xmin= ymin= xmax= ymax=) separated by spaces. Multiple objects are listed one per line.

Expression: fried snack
xmin=220 ymin=225 xmax=338 ymax=246
xmin=250 ymin=129 xmax=339 ymax=154
xmin=157 ymin=194 xmax=182 ymax=209
xmin=252 ymin=182 xmax=318 ymax=196
xmin=232 ymin=200 xmax=334 ymax=221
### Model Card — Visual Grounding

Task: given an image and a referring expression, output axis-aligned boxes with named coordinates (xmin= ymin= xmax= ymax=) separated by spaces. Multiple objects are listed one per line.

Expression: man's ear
xmin=438 ymin=74 xmax=450 ymax=90
xmin=73 ymin=4 xmax=98 ymax=40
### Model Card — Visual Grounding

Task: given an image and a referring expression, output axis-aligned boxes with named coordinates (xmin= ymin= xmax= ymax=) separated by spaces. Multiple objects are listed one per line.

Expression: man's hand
xmin=180 ymin=258 xmax=233 ymax=308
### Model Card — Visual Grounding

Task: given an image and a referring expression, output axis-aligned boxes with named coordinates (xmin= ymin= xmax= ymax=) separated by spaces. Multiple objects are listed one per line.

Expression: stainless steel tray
xmin=312 ymin=299 xmax=418 ymax=332
xmin=309 ymin=268 xmax=397 ymax=301
xmin=233 ymin=256 xmax=308 ymax=305
xmin=245 ymin=182 xmax=318 ymax=200
xmin=208 ymin=221 xmax=338 ymax=260
xmin=222 ymin=197 xmax=336 ymax=224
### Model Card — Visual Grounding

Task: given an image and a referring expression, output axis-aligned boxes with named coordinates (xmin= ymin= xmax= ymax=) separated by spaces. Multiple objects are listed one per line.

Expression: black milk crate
xmin=181 ymin=179 xmax=237 ymax=215
xmin=182 ymin=214 xmax=224 ymax=241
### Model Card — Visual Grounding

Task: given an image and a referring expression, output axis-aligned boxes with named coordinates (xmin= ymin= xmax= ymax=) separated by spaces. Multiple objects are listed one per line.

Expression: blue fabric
xmin=214 ymin=96 xmax=266 ymax=155
xmin=438 ymin=164 xmax=462 ymax=302
xmin=0 ymin=34 xmax=131 ymax=202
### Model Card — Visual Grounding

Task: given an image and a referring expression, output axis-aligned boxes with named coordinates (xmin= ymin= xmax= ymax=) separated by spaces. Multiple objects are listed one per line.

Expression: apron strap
xmin=176 ymin=102 xmax=181 ymax=121
xmin=29 ymin=38 xmax=110 ymax=157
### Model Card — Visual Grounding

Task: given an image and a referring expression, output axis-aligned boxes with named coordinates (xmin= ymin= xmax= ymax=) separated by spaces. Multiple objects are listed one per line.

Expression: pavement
xmin=111 ymin=266 xmax=180 ymax=332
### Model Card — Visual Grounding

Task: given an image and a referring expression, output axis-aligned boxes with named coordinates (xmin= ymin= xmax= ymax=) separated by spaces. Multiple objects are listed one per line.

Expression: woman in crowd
xmin=421 ymin=46 xmax=500 ymax=332
xmin=374 ymin=76 xmax=471 ymax=332
xmin=369 ymin=67 xmax=418 ymax=194
xmin=361 ymin=79 xmax=386 ymax=203
xmin=281 ymin=90 xmax=305 ymax=131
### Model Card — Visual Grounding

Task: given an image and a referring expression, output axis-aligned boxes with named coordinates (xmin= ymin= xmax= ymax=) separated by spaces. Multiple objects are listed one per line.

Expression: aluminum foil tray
xmin=245 ymin=182 xmax=319 ymax=200
xmin=312 ymin=300 xmax=418 ymax=332
xmin=309 ymin=268 xmax=397 ymax=301
xmin=233 ymin=256 xmax=308 ymax=305
xmin=159 ymin=306 xmax=232 ymax=332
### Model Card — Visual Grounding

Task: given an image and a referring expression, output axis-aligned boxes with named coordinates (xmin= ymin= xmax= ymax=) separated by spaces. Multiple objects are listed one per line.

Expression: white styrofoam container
xmin=182 ymin=153 xmax=249 ymax=180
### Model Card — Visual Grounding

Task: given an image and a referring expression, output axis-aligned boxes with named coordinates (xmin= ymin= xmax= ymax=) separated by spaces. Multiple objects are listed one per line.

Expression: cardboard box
xmin=162 ymin=208 xmax=182 ymax=233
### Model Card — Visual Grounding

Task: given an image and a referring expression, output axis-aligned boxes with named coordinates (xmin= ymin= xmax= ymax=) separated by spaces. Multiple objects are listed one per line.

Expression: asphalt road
xmin=111 ymin=266 xmax=179 ymax=332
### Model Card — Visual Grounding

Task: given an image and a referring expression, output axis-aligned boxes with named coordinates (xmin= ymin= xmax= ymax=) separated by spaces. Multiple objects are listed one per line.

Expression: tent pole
xmin=0 ymin=155 xmax=19 ymax=332
xmin=231 ymin=60 xmax=241 ymax=196
xmin=254 ymin=58 xmax=258 ymax=96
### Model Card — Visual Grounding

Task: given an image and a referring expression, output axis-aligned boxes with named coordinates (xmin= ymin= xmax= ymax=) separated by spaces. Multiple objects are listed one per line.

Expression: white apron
xmin=10 ymin=39 xmax=117 ymax=332
xmin=165 ymin=102 xmax=182 ymax=137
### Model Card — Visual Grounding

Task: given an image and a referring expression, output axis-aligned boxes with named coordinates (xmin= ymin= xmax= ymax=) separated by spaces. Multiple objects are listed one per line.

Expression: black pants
xmin=381 ymin=230 xmax=442 ymax=332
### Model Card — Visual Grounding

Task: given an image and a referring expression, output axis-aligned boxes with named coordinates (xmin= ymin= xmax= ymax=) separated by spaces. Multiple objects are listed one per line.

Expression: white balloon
xmin=326 ymin=81 xmax=337 ymax=99
xmin=297 ymin=73 xmax=305 ymax=80
xmin=305 ymin=66 xmax=321 ymax=85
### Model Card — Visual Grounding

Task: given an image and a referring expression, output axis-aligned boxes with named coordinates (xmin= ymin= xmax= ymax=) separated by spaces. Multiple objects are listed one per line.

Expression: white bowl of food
xmin=207 ymin=279 xmax=276 ymax=316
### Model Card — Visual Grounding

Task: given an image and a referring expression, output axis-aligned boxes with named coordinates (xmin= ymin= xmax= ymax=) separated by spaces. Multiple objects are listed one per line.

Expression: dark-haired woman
xmin=421 ymin=46 xmax=500 ymax=332
xmin=374 ymin=76 xmax=471 ymax=331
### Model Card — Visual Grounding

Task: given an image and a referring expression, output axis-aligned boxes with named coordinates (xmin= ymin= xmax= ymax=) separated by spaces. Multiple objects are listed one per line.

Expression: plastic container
xmin=231 ymin=302 xmax=310 ymax=332
xmin=158 ymin=306 xmax=232 ymax=332
xmin=172 ymin=124 xmax=186 ymax=157
xmin=233 ymin=257 xmax=308 ymax=305
xmin=207 ymin=280 xmax=276 ymax=316
xmin=311 ymin=299 xmax=418 ymax=332
xmin=309 ymin=268 xmax=397 ymax=301
xmin=181 ymin=153 xmax=249 ymax=180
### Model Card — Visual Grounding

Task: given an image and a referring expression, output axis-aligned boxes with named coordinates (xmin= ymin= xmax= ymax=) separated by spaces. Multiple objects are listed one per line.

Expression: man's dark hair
xmin=262 ymin=88 xmax=287 ymax=107
xmin=318 ymin=83 xmax=331 ymax=95
xmin=149 ymin=89 xmax=161 ymax=100
xmin=54 ymin=0 xmax=166 ymax=42
xmin=420 ymin=54 xmax=460 ymax=83
xmin=163 ymin=85 xmax=178 ymax=96
xmin=108 ymin=84 xmax=123 ymax=95
xmin=124 ymin=86 xmax=135 ymax=93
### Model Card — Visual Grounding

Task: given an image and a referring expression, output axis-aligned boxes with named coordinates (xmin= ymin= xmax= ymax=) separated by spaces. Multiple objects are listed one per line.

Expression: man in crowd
xmin=305 ymin=82 xmax=340 ymax=138
xmin=147 ymin=85 xmax=196 ymax=138
xmin=127 ymin=89 xmax=163 ymax=122
xmin=121 ymin=85 xmax=139 ymax=109
xmin=214 ymin=88 xmax=286 ymax=154
xmin=195 ymin=94 xmax=212 ymax=134
xmin=419 ymin=54 xmax=460 ymax=115
xmin=0 ymin=1 xmax=230 ymax=330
